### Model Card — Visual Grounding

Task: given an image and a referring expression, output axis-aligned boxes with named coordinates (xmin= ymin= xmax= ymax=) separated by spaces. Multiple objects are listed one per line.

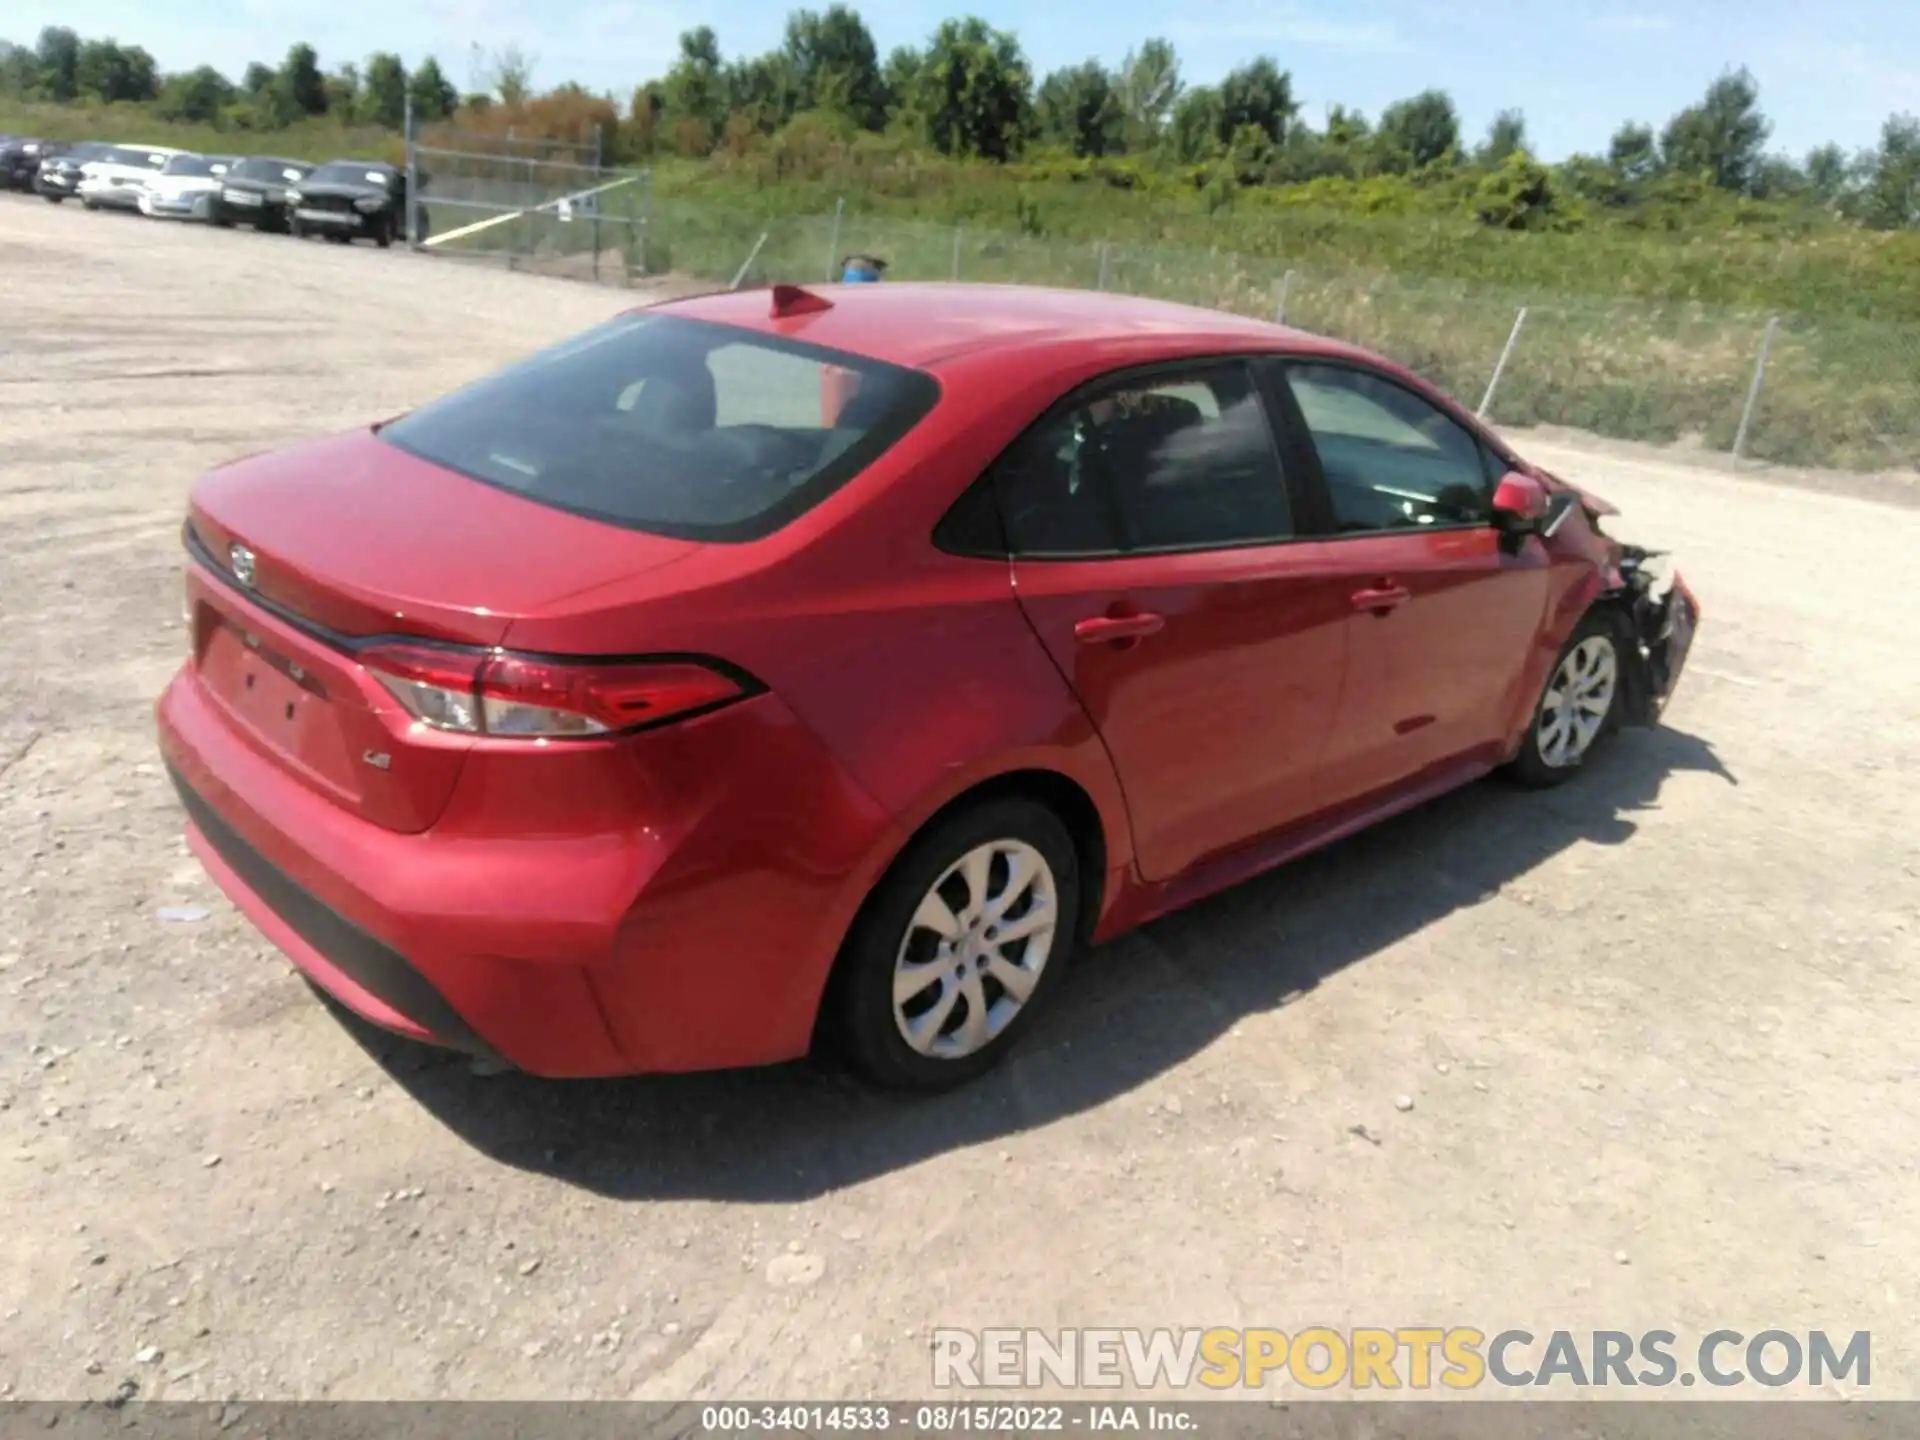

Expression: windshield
xmin=379 ymin=314 xmax=941 ymax=542
xmin=56 ymin=143 xmax=110 ymax=164
xmin=163 ymin=155 xmax=225 ymax=177
xmin=305 ymin=163 xmax=390 ymax=187
xmin=103 ymin=146 xmax=169 ymax=169
xmin=231 ymin=157 xmax=309 ymax=183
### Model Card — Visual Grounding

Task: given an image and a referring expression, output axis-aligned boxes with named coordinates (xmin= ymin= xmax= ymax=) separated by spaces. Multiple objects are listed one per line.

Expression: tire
xmin=1504 ymin=610 xmax=1625 ymax=788
xmin=830 ymin=797 xmax=1081 ymax=1092
xmin=81 ymin=197 xmax=98 ymax=211
xmin=288 ymin=219 xmax=306 ymax=239
xmin=42 ymin=192 xmax=62 ymax=204
xmin=325 ymin=231 xmax=350 ymax=245
xmin=374 ymin=216 xmax=393 ymax=248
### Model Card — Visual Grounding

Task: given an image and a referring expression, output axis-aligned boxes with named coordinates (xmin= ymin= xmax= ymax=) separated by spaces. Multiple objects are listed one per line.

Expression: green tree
xmin=1217 ymin=57 xmax=1294 ymax=148
xmin=784 ymin=6 xmax=885 ymax=129
xmin=881 ymin=44 xmax=923 ymax=123
xmin=1803 ymin=142 xmax=1851 ymax=205
xmin=362 ymin=52 xmax=408 ymax=128
xmin=1558 ymin=152 xmax=1630 ymax=206
xmin=1035 ymin=60 xmax=1121 ymax=157
xmin=35 ymin=26 xmax=80 ymax=101
xmin=1375 ymin=88 xmax=1458 ymax=172
xmin=488 ymin=44 xmax=536 ymax=107
xmin=723 ymin=52 xmax=797 ymax=131
xmin=1114 ymin=38 xmax=1179 ymax=151
xmin=156 ymin=64 xmax=236 ymax=122
xmin=916 ymin=17 xmax=1033 ymax=162
xmin=279 ymin=42 xmax=327 ymax=115
xmin=241 ymin=61 xmax=276 ymax=95
xmin=662 ymin=27 xmax=728 ymax=133
xmin=1478 ymin=108 xmax=1526 ymax=166
xmin=407 ymin=55 xmax=458 ymax=122
xmin=76 ymin=39 xmax=157 ymax=103
xmin=325 ymin=62 xmax=361 ymax=117
xmin=1859 ymin=112 xmax=1920 ymax=229
xmin=1325 ymin=104 xmax=1371 ymax=149
xmin=1607 ymin=121 xmax=1658 ymax=181
xmin=1659 ymin=66 xmax=1769 ymax=192
xmin=1167 ymin=86 xmax=1224 ymax=164
xmin=1748 ymin=153 xmax=1806 ymax=200
xmin=1474 ymin=150 xmax=1560 ymax=229
xmin=0 ymin=41 xmax=38 ymax=98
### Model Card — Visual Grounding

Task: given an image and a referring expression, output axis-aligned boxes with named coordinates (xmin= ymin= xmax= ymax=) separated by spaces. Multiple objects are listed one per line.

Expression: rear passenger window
xmin=995 ymin=363 xmax=1292 ymax=556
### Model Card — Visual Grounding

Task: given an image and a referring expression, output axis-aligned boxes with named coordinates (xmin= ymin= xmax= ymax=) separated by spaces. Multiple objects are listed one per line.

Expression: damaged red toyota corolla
xmin=155 ymin=283 xmax=1699 ymax=1091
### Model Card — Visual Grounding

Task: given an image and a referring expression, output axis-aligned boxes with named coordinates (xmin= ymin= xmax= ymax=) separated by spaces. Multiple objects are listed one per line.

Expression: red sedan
xmin=156 ymin=283 xmax=1698 ymax=1091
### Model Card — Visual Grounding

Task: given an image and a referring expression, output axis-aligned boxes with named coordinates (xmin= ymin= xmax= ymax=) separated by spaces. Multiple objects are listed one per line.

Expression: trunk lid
xmin=185 ymin=428 xmax=699 ymax=832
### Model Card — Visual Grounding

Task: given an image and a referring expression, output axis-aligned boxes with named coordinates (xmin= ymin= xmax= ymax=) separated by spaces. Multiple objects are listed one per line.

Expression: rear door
xmin=1001 ymin=359 xmax=1352 ymax=883
xmin=1266 ymin=359 xmax=1551 ymax=807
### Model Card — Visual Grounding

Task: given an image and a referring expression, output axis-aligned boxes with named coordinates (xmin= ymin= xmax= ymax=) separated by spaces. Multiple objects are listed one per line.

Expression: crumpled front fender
xmin=1604 ymin=547 xmax=1699 ymax=727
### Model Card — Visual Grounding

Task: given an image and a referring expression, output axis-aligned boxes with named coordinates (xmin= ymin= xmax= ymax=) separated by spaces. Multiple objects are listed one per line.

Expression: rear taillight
xmin=359 ymin=644 xmax=750 ymax=739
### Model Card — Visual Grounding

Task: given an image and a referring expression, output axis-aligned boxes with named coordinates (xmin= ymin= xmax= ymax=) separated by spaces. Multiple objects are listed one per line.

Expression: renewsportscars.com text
xmin=931 ymin=1327 xmax=1871 ymax=1391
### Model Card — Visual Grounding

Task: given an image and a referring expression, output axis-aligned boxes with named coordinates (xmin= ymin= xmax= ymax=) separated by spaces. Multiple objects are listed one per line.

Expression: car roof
xmin=655 ymin=283 xmax=1374 ymax=373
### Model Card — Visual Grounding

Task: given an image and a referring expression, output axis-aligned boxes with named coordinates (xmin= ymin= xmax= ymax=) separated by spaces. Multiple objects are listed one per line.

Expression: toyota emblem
xmin=230 ymin=543 xmax=256 ymax=588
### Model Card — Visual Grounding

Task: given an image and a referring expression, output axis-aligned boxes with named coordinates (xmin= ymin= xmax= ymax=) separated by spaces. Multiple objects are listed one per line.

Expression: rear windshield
xmin=378 ymin=314 xmax=941 ymax=542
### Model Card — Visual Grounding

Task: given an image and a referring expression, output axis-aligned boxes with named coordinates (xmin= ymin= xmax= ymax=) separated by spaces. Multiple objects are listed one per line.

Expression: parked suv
xmin=33 ymin=141 xmax=112 ymax=202
xmin=77 ymin=145 xmax=186 ymax=210
xmin=139 ymin=153 xmax=239 ymax=222
xmin=210 ymin=155 xmax=312 ymax=232
xmin=287 ymin=160 xmax=410 ymax=247
xmin=0 ymin=136 xmax=52 ymax=191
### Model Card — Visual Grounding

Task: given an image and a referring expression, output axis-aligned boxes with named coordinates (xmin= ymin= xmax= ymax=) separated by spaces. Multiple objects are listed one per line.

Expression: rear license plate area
xmin=199 ymin=618 xmax=331 ymax=740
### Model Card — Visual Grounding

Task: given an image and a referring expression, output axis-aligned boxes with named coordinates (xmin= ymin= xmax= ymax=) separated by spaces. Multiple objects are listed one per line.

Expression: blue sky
xmin=17 ymin=0 xmax=1917 ymax=159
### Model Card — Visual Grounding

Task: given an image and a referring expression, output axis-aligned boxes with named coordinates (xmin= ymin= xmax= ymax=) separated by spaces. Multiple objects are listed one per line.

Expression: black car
xmin=210 ymin=154 xmax=312 ymax=232
xmin=33 ymin=141 xmax=112 ymax=203
xmin=287 ymin=159 xmax=412 ymax=247
xmin=0 ymin=136 xmax=53 ymax=191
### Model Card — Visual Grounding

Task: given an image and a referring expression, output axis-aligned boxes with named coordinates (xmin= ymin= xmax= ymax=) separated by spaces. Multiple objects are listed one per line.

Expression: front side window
xmin=379 ymin=314 xmax=940 ymax=542
xmin=995 ymin=362 xmax=1292 ymax=557
xmin=1281 ymin=363 xmax=1496 ymax=533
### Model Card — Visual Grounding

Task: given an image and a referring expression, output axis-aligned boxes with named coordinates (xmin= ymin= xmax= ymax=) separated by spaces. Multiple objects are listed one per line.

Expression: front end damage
xmin=1604 ymin=543 xmax=1699 ymax=727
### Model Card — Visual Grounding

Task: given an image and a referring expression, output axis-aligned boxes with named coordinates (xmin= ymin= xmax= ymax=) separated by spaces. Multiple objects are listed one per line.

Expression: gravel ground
xmin=1 ymin=195 xmax=1917 ymax=1405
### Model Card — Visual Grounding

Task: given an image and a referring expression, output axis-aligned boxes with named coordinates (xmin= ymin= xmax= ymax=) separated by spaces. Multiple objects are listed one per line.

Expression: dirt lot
xmin=1 ymin=195 xmax=1917 ymax=1405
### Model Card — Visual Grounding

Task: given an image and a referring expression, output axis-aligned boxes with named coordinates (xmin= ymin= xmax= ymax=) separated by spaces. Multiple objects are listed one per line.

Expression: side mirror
xmin=1491 ymin=471 xmax=1548 ymax=532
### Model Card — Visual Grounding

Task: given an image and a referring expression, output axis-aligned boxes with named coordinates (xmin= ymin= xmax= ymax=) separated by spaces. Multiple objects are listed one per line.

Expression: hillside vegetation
xmin=4 ymin=17 xmax=1916 ymax=469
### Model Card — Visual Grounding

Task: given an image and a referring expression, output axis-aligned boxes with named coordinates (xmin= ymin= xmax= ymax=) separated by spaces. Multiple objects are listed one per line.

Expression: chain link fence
xmin=399 ymin=145 xmax=1920 ymax=474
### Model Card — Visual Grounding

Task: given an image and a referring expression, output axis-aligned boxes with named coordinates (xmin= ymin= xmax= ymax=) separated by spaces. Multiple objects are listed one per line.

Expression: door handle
xmin=1351 ymin=583 xmax=1412 ymax=615
xmin=1074 ymin=612 xmax=1166 ymax=645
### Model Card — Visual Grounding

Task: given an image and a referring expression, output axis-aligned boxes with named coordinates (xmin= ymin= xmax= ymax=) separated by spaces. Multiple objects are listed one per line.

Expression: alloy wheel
xmin=1537 ymin=635 xmax=1618 ymax=768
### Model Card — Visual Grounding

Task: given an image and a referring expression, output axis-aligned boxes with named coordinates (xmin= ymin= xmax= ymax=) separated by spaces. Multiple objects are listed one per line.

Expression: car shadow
xmin=338 ymin=724 xmax=1735 ymax=1201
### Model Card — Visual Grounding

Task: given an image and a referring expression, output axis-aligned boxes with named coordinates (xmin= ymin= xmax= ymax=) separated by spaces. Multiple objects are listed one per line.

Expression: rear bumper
xmin=156 ymin=652 xmax=905 ymax=1077
xmin=172 ymin=766 xmax=502 ymax=1063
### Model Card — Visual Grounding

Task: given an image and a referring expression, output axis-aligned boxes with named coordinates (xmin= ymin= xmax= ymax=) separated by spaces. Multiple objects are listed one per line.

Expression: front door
xmin=998 ymin=360 xmax=1351 ymax=882
xmin=1269 ymin=359 xmax=1552 ymax=808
